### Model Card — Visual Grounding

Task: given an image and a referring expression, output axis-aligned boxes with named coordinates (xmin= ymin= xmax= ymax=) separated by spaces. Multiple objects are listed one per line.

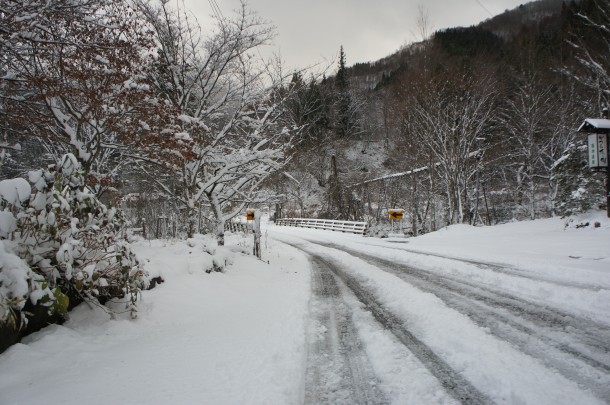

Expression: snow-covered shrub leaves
xmin=0 ymin=242 xmax=53 ymax=327
xmin=0 ymin=178 xmax=30 ymax=209
xmin=0 ymin=178 xmax=31 ymax=238
xmin=0 ymin=154 xmax=147 ymax=327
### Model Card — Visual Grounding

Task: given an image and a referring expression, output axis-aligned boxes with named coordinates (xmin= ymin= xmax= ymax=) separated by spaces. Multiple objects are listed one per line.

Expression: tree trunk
xmin=207 ymin=192 xmax=225 ymax=246
xmin=216 ymin=218 xmax=225 ymax=246
xmin=529 ymin=174 xmax=536 ymax=220
xmin=411 ymin=177 xmax=418 ymax=235
xmin=447 ymin=176 xmax=461 ymax=224
xmin=186 ymin=206 xmax=197 ymax=239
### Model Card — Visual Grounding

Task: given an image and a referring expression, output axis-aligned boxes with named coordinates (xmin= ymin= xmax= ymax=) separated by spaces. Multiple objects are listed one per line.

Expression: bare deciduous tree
xmin=398 ymin=73 xmax=497 ymax=224
xmin=137 ymin=0 xmax=296 ymax=242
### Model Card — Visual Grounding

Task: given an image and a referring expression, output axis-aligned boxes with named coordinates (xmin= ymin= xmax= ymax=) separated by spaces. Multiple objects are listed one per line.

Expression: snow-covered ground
xmin=1 ymin=213 xmax=609 ymax=404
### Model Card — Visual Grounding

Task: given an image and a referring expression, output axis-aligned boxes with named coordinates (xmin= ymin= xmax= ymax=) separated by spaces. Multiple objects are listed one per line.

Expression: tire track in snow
xmin=357 ymin=242 xmax=608 ymax=292
xmin=319 ymin=242 xmax=610 ymax=401
xmin=303 ymin=254 xmax=387 ymax=405
xmin=294 ymin=242 xmax=491 ymax=405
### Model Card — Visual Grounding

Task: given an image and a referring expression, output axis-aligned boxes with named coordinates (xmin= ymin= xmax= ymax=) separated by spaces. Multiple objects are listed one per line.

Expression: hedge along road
xmin=272 ymin=233 xmax=607 ymax=405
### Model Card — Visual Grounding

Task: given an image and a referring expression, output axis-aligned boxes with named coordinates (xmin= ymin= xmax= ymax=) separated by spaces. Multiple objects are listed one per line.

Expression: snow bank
xmin=2 ymin=213 xmax=608 ymax=404
xmin=0 ymin=233 xmax=311 ymax=405
xmin=0 ymin=211 xmax=17 ymax=238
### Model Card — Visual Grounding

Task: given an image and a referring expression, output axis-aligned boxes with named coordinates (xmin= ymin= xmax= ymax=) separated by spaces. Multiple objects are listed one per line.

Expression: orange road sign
xmin=246 ymin=210 xmax=255 ymax=221
xmin=388 ymin=209 xmax=404 ymax=220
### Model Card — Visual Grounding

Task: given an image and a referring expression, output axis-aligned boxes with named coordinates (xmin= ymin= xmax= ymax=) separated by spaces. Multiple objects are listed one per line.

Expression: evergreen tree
xmin=335 ymin=46 xmax=353 ymax=138
xmin=284 ymin=73 xmax=331 ymax=146
xmin=336 ymin=46 xmax=349 ymax=92
xmin=552 ymin=142 xmax=605 ymax=217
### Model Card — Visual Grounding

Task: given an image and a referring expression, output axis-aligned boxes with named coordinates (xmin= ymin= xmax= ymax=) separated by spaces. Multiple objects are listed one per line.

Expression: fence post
xmin=253 ymin=210 xmax=262 ymax=259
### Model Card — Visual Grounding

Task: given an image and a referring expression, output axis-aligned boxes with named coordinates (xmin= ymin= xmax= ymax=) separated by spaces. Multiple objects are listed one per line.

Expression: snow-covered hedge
xmin=0 ymin=154 xmax=146 ymax=331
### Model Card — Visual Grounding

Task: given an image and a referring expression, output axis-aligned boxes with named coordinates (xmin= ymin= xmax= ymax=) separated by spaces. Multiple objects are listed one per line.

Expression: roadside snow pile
xmin=136 ymin=234 xmax=237 ymax=279
xmin=0 ymin=233 xmax=311 ymax=405
xmin=407 ymin=211 xmax=610 ymax=272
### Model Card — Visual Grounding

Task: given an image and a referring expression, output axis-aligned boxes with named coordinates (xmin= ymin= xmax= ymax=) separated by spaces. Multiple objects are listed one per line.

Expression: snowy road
xmin=270 ymin=225 xmax=610 ymax=405
xmin=302 ymin=252 xmax=387 ymax=404
xmin=2 ymin=216 xmax=609 ymax=405
xmin=296 ymin=244 xmax=490 ymax=405
xmin=335 ymin=243 xmax=610 ymax=400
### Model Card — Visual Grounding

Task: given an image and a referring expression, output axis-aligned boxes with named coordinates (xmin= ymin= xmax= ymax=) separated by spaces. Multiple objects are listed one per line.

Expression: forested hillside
xmin=275 ymin=0 xmax=609 ymax=233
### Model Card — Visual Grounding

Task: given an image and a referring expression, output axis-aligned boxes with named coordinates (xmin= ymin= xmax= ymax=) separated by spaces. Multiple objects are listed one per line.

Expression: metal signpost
xmin=388 ymin=209 xmax=405 ymax=235
xmin=578 ymin=118 xmax=610 ymax=218
xmin=246 ymin=209 xmax=261 ymax=259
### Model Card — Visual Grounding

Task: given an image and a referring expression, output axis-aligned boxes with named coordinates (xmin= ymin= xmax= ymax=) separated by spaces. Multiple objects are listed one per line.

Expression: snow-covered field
xmin=1 ymin=213 xmax=609 ymax=404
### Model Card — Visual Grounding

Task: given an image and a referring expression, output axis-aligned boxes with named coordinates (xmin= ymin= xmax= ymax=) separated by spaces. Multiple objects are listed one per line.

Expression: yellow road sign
xmin=388 ymin=209 xmax=405 ymax=220
xmin=246 ymin=210 xmax=255 ymax=221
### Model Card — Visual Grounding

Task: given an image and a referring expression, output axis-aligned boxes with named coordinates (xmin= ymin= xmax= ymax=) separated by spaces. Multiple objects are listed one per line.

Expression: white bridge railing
xmin=275 ymin=218 xmax=367 ymax=235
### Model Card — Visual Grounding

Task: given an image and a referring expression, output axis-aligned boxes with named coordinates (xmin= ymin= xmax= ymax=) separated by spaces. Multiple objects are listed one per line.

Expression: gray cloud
xmin=183 ymin=0 xmax=534 ymax=69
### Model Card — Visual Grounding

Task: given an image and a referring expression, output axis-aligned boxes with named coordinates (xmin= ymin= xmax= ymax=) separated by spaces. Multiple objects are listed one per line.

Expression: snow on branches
xmin=1 ymin=0 xmax=195 ymax=194
xmin=137 ymin=0 xmax=297 ymax=241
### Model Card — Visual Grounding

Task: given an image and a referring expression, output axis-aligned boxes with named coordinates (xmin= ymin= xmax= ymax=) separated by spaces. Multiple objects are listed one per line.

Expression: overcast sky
xmin=183 ymin=0 xmax=535 ymax=70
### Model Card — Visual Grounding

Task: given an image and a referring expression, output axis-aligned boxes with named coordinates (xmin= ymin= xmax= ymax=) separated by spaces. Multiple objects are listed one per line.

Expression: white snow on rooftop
xmin=579 ymin=118 xmax=610 ymax=131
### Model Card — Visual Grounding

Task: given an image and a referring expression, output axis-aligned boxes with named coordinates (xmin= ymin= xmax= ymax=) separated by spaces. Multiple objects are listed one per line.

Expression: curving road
xmin=279 ymin=236 xmax=610 ymax=405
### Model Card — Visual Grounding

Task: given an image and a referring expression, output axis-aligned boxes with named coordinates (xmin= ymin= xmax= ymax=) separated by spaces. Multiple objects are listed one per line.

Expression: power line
xmin=207 ymin=0 xmax=225 ymax=22
xmin=473 ymin=0 xmax=494 ymax=17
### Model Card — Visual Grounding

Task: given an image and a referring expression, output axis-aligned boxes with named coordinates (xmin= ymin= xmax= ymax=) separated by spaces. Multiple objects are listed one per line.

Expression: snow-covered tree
xmin=137 ymin=0 xmax=296 ymax=242
xmin=0 ymin=176 xmax=53 ymax=332
xmin=564 ymin=0 xmax=610 ymax=110
xmin=398 ymin=73 xmax=497 ymax=224
xmin=335 ymin=46 xmax=351 ymax=138
xmin=283 ymin=73 xmax=332 ymax=146
xmin=499 ymin=73 xmax=565 ymax=219
xmin=1 ymin=0 xmax=190 ymax=195
xmin=334 ymin=46 xmax=362 ymax=140
xmin=552 ymin=141 xmax=605 ymax=216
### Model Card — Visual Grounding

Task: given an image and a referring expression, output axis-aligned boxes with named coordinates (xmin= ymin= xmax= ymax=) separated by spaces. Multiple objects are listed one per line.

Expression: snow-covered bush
xmin=0 ymin=177 xmax=56 ymax=329
xmin=0 ymin=241 xmax=56 ymax=330
xmin=0 ymin=154 xmax=146 ymax=329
